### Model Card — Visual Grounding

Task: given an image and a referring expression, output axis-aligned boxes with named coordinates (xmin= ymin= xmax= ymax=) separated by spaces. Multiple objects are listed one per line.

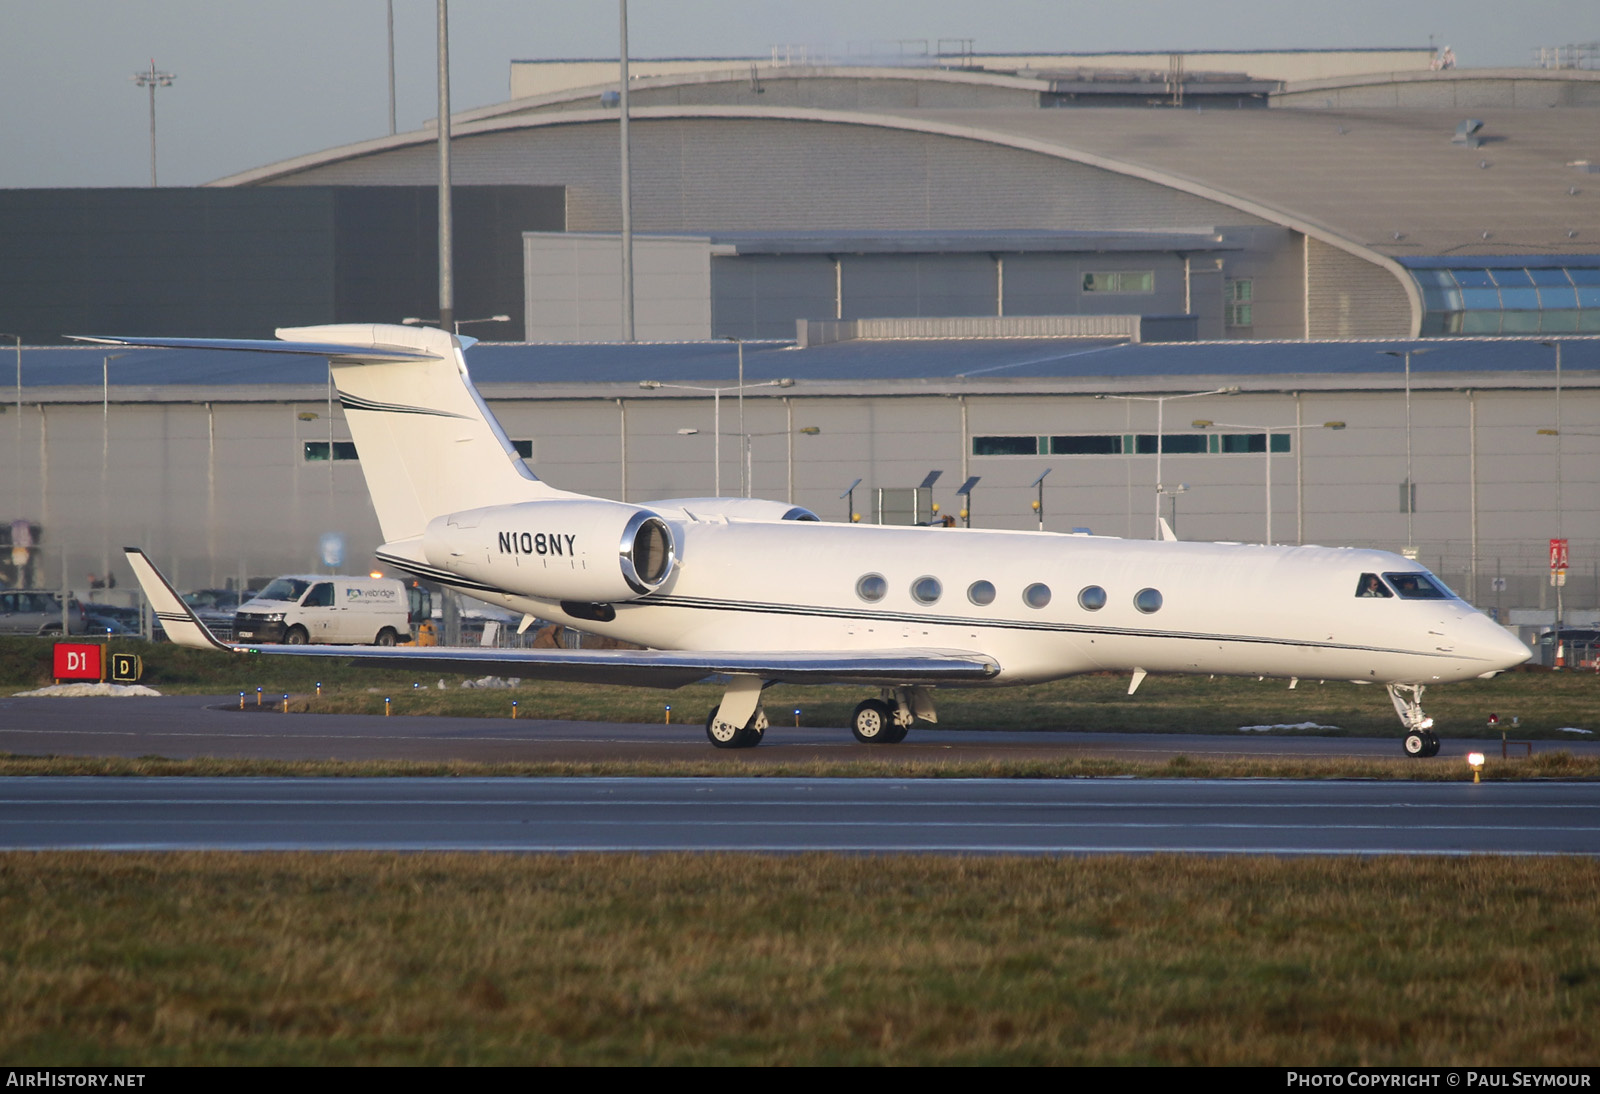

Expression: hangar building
xmin=4 ymin=49 xmax=1598 ymax=629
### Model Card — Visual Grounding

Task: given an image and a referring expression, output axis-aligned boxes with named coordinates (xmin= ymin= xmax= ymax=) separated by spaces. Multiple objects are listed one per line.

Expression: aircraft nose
xmin=1473 ymin=616 xmax=1531 ymax=673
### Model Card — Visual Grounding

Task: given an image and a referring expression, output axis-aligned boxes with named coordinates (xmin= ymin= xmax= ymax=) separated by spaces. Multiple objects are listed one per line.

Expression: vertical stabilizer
xmin=278 ymin=323 xmax=567 ymax=542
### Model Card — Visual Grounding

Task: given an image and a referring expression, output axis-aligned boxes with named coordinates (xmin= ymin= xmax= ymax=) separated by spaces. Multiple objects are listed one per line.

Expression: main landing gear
xmin=851 ymin=688 xmax=934 ymax=744
xmin=703 ymin=679 xmax=936 ymax=748
xmin=1387 ymin=683 xmax=1440 ymax=758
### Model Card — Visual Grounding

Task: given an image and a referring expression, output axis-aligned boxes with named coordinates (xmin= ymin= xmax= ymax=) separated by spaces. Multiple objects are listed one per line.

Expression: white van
xmin=233 ymin=574 xmax=412 ymax=646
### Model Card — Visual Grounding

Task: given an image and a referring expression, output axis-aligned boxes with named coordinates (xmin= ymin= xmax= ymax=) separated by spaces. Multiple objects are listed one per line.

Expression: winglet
xmin=122 ymin=548 xmax=233 ymax=652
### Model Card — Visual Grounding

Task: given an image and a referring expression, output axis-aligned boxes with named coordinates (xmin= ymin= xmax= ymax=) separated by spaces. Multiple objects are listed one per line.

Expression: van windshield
xmin=257 ymin=578 xmax=311 ymax=603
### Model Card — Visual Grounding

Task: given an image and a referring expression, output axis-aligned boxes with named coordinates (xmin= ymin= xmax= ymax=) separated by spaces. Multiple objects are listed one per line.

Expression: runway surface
xmin=3 ymin=776 xmax=1597 ymax=854
xmin=6 ymin=692 xmax=1597 ymax=764
xmin=3 ymin=694 xmax=1597 ymax=855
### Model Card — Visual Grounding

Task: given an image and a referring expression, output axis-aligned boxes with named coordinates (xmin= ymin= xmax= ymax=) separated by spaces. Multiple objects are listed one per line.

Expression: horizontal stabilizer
xmin=68 ymin=331 xmax=444 ymax=363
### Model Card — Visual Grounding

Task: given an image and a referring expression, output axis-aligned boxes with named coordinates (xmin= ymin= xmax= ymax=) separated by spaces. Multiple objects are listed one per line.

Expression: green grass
xmin=1 ymin=852 xmax=1595 ymax=1066
xmin=4 ymin=637 xmax=1595 ymax=740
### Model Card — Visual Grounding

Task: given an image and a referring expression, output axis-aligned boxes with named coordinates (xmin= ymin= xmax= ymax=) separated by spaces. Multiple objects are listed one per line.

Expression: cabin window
xmin=856 ymin=573 xmax=887 ymax=603
xmin=1383 ymin=572 xmax=1452 ymax=600
xmin=1355 ymin=573 xmax=1394 ymax=598
xmin=1078 ymin=585 xmax=1107 ymax=611
xmin=1023 ymin=583 xmax=1052 ymax=609
xmin=967 ymin=580 xmax=996 ymax=606
xmin=1134 ymin=588 xmax=1164 ymax=614
xmin=912 ymin=576 xmax=943 ymax=605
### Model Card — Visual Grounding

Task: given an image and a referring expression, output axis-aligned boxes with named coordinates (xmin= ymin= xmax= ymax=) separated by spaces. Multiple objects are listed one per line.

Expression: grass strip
xmin=1 ymin=750 xmax=1595 ymax=780
xmin=1 ymin=851 xmax=1595 ymax=1066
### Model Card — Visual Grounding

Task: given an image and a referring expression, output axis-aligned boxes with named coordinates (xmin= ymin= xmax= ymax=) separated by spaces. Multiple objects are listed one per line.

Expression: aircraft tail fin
xmin=277 ymin=324 xmax=567 ymax=542
xmin=123 ymin=547 xmax=232 ymax=652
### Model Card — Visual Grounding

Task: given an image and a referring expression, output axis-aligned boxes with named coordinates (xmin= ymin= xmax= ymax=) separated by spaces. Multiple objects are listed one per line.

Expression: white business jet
xmin=80 ymin=324 xmax=1530 ymax=755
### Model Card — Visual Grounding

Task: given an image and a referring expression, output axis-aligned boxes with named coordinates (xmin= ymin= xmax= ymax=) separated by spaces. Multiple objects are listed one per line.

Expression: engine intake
xmin=423 ymin=499 xmax=676 ymax=603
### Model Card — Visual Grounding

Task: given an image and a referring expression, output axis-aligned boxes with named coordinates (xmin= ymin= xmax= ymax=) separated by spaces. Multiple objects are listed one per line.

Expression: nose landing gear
xmin=1388 ymin=683 xmax=1440 ymax=757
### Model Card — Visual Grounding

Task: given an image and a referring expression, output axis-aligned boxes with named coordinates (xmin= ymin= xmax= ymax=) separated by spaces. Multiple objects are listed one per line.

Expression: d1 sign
xmin=53 ymin=643 xmax=103 ymax=682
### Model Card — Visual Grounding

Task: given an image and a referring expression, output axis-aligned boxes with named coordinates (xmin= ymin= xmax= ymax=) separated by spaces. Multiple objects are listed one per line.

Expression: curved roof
xmin=211 ymin=68 xmax=1600 ymax=341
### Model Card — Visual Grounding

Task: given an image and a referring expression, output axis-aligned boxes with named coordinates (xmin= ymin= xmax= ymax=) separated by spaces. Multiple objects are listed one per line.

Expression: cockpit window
xmin=1355 ymin=573 xmax=1393 ymax=599
xmin=1383 ymin=572 xmax=1452 ymax=600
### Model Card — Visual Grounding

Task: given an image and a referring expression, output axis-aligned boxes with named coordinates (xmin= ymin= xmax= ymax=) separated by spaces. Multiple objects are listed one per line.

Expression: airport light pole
xmin=638 ymin=378 xmax=795 ymax=497
xmin=740 ymin=425 xmax=820 ymax=501
xmin=1379 ymin=348 xmax=1431 ymax=554
xmin=132 ymin=60 xmax=175 ymax=187
xmin=1097 ymin=387 xmax=1237 ymax=539
xmin=4 ymin=333 xmax=19 ymax=519
xmin=1030 ymin=468 xmax=1050 ymax=531
xmin=1192 ymin=420 xmax=1346 ymax=545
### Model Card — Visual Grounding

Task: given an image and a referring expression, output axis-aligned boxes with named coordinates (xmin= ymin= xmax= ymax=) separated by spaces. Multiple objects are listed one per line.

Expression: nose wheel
xmin=1389 ymin=684 xmax=1441 ymax=758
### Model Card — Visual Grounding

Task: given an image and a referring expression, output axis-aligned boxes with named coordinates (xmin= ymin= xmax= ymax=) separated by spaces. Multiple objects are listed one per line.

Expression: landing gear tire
xmin=706 ymin=707 xmax=762 ymax=749
xmin=1403 ymin=730 xmax=1428 ymax=757
xmin=851 ymin=699 xmax=896 ymax=744
xmin=1423 ymin=730 xmax=1440 ymax=757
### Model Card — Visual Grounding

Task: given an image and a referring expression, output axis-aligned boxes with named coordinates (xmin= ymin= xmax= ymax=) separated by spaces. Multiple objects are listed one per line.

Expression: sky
xmin=2 ymin=1 xmax=1595 ymax=189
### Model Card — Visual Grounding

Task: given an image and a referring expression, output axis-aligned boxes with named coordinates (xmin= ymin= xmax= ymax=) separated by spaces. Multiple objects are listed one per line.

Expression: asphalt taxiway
xmin=5 ymin=692 xmax=1596 ymax=765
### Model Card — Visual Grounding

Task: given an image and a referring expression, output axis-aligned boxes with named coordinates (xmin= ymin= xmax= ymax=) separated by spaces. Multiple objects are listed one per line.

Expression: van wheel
xmin=374 ymin=628 xmax=398 ymax=647
xmin=283 ymin=626 xmax=309 ymax=645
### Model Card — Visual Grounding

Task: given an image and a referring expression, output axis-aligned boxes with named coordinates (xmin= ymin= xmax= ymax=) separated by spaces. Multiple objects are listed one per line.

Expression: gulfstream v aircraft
xmin=84 ymin=324 xmax=1530 ymax=755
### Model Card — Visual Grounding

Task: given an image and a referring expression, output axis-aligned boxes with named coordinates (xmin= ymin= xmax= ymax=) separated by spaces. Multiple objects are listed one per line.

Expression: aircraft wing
xmin=124 ymin=548 xmax=998 ymax=689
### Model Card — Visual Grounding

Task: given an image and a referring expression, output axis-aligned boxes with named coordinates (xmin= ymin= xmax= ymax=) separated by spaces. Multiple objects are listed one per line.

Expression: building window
xmin=975 ymin=433 xmax=1290 ymax=457
xmin=973 ymin=436 xmax=1040 ymax=456
xmin=303 ymin=441 xmax=358 ymax=462
xmin=1083 ymin=271 xmax=1154 ymax=294
xmin=1225 ymin=279 xmax=1253 ymax=328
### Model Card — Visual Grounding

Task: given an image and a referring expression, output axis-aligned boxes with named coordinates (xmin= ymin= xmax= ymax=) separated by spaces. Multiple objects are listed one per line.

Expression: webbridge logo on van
xmin=345 ymin=587 xmax=397 ymax=602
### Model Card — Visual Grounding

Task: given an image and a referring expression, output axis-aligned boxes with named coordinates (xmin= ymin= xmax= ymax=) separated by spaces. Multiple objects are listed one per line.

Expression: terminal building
xmin=3 ymin=48 xmax=1597 ymax=627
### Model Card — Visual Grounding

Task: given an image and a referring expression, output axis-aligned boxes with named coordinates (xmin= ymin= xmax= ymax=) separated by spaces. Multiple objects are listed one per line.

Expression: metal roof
xmin=16 ymin=336 xmax=1600 ymax=399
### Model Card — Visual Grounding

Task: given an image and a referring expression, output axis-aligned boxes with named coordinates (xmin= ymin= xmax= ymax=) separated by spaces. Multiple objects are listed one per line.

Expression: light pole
xmin=1193 ymin=420 xmax=1346 ymax=545
xmin=101 ymin=353 xmax=127 ymax=587
xmin=132 ymin=60 xmax=175 ymax=187
xmin=739 ymin=425 xmax=820 ymax=501
xmin=638 ymin=378 xmax=795 ymax=497
xmin=3 ymin=333 xmax=19 ymax=518
xmin=1030 ymin=468 xmax=1050 ymax=531
xmin=1380 ymin=348 xmax=1432 ymax=554
xmin=1097 ymin=387 xmax=1237 ymax=538
xmin=722 ymin=337 xmax=749 ymax=496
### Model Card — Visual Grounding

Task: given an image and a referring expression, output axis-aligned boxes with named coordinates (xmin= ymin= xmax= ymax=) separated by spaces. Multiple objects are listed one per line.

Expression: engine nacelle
xmin=648 ymin=497 xmax=819 ymax=522
xmin=423 ymin=499 xmax=675 ymax=603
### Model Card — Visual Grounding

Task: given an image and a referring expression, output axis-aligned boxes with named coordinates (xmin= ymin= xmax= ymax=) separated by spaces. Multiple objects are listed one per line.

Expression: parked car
xmin=0 ymin=590 xmax=89 ymax=636
xmin=182 ymin=588 xmax=249 ymax=641
xmin=1537 ymin=628 xmax=1600 ymax=668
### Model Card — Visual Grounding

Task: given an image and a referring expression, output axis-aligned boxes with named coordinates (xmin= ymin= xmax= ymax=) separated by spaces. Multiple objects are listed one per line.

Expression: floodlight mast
xmin=132 ymin=60 xmax=175 ymax=187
